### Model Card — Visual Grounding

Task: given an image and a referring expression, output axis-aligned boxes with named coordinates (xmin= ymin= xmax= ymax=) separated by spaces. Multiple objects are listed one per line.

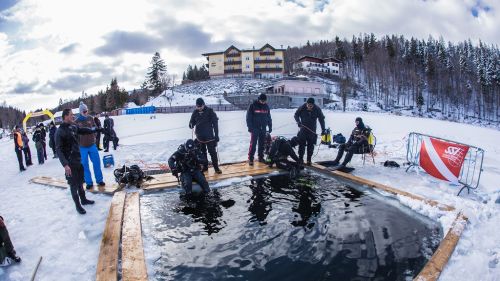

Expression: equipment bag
xmin=114 ymin=165 xmax=148 ymax=187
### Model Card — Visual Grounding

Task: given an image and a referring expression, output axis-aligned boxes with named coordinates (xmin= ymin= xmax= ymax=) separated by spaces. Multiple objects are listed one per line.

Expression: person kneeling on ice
xmin=168 ymin=139 xmax=211 ymax=196
xmin=330 ymin=117 xmax=372 ymax=168
xmin=56 ymin=108 xmax=97 ymax=214
xmin=0 ymin=216 xmax=21 ymax=266
xmin=266 ymin=135 xmax=302 ymax=176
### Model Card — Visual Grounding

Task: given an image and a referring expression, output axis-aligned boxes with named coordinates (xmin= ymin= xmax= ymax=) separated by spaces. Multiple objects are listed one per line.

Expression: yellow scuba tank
xmin=321 ymin=128 xmax=332 ymax=145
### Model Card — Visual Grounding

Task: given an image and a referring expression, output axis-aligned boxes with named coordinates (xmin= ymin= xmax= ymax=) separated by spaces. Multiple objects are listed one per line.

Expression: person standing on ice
xmin=55 ymin=108 xmax=96 ymax=214
xmin=32 ymin=126 xmax=45 ymax=165
xmin=0 ymin=215 xmax=21 ymax=266
xmin=246 ymin=93 xmax=272 ymax=166
xmin=13 ymin=125 xmax=26 ymax=172
xmin=189 ymin=98 xmax=222 ymax=174
xmin=93 ymin=114 xmax=103 ymax=151
xmin=294 ymin=97 xmax=326 ymax=165
xmin=21 ymin=131 xmax=33 ymax=166
xmin=168 ymin=139 xmax=210 ymax=197
xmin=75 ymin=102 xmax=105 ymax=189
xmin=48 ymin=121 xmax=57 ymax=158
xmin=103 ymin=114 xmax=119 ymax=152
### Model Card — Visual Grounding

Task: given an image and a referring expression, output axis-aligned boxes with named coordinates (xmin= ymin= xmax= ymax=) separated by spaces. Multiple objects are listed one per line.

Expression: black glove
xmin=248 ymin=128 xmax=252 ymax=133
xmin=189 ymin=123 xmax=194 ymax=129
xmin=171 ymin=168 xmax=178 ymax=177
xmin=297 ymin=122 xmax=302 ymax=128
xmin=215 ymin=136 xmax=220 ymax=142
xmin=268 ymin=129 xmax=272 ymax=134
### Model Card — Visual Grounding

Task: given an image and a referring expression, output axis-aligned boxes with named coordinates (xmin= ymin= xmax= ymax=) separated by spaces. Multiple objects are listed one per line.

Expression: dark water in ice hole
xmin=140 ymin=173 xmax=442 ymax=281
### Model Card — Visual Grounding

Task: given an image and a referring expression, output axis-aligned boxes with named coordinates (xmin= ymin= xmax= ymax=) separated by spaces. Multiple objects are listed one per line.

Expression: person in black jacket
xmin=94 ymin=114 xmax=102 ymax=151
xmin=103 ymin=114 xmax=119 ymax=152
xmin=246 ymin=93 xmax=272 ymax=165
xmin=38 ymin=123 xmax=47 ymax=160
xmin=55 ymin=109 xmax=96 ymax=214
xmin=0 ymin=215 xmax=21 ymax=266
xmin=168 ymin=139 xmax=210 ymax=196
xmin=21 ymin=132 xmax=33 ymax=166
xmin=266 ymin=136 xmax=301 ymax=172
xmin=48 ymin=121 xmax=57 ymax=158
xmin=294 ymin=98 xmax=326 ymax=165
xmin=189 ymin=98 xmax=221 ymax=174
xmin=32 ymin=127 xmax=45 ymax=164
xmin=331 ymin=117 xmax=371 ymax=168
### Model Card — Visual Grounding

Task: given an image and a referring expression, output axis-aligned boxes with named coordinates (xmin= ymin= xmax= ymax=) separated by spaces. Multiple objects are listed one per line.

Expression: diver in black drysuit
xmin=168 ymin=139 xmax=210 ymax=196
xmin=266 ymin=136 xmax=301 ymax=173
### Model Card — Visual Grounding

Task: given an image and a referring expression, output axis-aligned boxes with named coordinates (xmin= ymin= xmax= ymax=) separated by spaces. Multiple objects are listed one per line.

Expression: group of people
xmin=168 ymin=94 xmax=374 ymax=198
xmin=13 ymin=122 xmax=58 ymax=171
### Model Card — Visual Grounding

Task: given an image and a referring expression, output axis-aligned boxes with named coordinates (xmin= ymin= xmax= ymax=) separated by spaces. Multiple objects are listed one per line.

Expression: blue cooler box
xmin=103 ymin=154 xmax=115 ymax=168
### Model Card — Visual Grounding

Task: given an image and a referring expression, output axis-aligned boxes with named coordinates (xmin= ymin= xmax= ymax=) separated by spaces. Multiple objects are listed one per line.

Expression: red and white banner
xmin=419 ymin=137 xmax=469 ymax=183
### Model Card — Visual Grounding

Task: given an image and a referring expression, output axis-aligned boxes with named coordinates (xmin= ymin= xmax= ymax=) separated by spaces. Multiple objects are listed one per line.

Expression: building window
xmin=246 ymin=57 xmax=249 ymax=60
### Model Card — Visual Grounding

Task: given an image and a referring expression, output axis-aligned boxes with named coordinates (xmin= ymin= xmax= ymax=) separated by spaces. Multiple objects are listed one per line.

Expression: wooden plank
xmin=122 ymin=193 xmax=148 ymax=281
xmin=29 ymin=176 xmax=120 ymax=195
xmin=96 ymin=191 xmax=126 ymax=281
xmin=310 ymin=164 xmax=455 ymax=212
xmin=142 ymin=164 xmax=279 ymax=191
xmin=414 ymin=213 xmax=468 ymax=281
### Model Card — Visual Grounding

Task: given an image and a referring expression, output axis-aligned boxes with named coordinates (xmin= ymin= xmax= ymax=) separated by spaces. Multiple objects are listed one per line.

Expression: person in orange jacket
xmin=13 ymin=126 xmax=26 ymax=172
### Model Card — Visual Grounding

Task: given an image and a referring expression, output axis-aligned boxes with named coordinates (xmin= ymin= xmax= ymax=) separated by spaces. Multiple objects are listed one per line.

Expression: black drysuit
xmin=294 ymin=104 xmax=325 ymax=163
xmin=168 ymin=144 xmax=210 ymax=195
xmin=55 ymin=123 xmax=95 ymax=210
xmin=267 ymin=137 xmax=300 ymax=171
xmin=103 ymin=117 xmax=118 ymax=150
xmin=189 ymin=107 xmax=219 ymax=170
xmin=246 ymin=100 xmax=272 ymax=161
xmin=94 ymin=117 xmax=102 ymax=149
xmin=49 ymin=125 xmax=57 ymax=157
xmin=332 ymin=122 xmax=371 ymax=166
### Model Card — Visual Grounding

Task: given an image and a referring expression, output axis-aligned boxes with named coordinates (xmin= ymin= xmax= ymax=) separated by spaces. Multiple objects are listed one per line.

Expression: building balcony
xmin=224 ymin=68 xmax=242 ymax=74
xmin=226 ymin=53 xmax=241 ymax=57
xmin=225 ymin=60 xmax=242 ymax=65
xmin=259 ymin=51 xmax=275 ymax=56
xmin=254 ymin=59 xmax=283 ymax=63
xmin=254 ymin=67 xmax=283 ymax=73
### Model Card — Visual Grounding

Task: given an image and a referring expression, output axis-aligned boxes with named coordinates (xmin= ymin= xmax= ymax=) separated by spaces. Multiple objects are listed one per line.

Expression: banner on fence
xmin=419 ymin=136 xmax=469 ymax=183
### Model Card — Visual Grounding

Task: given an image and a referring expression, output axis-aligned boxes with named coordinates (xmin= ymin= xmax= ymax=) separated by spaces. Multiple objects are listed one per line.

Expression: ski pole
xmin=30 ymin=256 xmax=42 ymax=281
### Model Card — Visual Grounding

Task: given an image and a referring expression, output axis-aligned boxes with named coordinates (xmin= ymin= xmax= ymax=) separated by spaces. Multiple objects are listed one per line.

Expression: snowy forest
xmin=285 ymin=34 xmax=500 ymax=122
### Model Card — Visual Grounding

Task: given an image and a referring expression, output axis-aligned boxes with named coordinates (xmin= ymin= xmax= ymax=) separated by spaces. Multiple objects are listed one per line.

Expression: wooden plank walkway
xmin=414 ymin=212 xmax=468 ymax=281
xmin=96 ymin=191 xmax=126 ymax=281
xmin=309 ymin=163 xmax=455 ymax=212
xmin=30 ymin=176 xmax=120 ymax=195
xmin=142 ymin=161 xmax=278 ymax=191
xmin=122 ymin=192 xmax=148 ymax=281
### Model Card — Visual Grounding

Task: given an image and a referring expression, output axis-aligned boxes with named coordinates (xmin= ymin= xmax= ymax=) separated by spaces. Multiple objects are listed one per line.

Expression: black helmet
xmin=185 ymin=139 xmax=195 ymax=151
xmin=290 ymin=136 xmax=299 ymax=147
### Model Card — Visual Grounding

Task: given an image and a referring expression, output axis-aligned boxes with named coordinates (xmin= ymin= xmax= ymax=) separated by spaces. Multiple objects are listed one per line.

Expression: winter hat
xmin=355 ymin=117 xmax=363 ymax=122
xmin=196 ymin=98 xmax=205 ymax=106
xmin=258 ymin=93 xmax=267 ymax=101
xmin=306 ymin=97 xmax=315 ymax=104
xmin=79 ymin=101 xmax=88 ymax=114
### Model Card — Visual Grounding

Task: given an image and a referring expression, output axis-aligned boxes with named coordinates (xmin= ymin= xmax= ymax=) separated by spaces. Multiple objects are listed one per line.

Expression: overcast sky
xmin=0 ymin=0 xmax=498 ymax=111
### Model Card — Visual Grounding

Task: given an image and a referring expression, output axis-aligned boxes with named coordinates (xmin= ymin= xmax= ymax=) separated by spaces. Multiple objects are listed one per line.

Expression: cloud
xmin=59 ymin=43 xmax=79 ymax=54
xmin=94 ymin=31 xmax=163 ymax=56
xmin=47 ymin=74 xmax=101 ymax=92
xmin=13 ymin=81 xmax=38 ymax=94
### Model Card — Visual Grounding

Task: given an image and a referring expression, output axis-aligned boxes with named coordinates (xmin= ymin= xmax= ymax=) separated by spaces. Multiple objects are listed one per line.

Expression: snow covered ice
xmin=1 ymin=110 xmax=499 ymax=280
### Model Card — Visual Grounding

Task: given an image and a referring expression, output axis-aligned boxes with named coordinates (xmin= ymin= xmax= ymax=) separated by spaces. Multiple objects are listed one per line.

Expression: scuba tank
xmin=320 ymin=128 xmax=332 ymax=145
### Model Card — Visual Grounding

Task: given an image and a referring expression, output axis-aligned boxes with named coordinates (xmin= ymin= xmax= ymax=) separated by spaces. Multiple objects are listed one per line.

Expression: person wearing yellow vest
xmin=13 ymin=125 xmax=26 ymax=172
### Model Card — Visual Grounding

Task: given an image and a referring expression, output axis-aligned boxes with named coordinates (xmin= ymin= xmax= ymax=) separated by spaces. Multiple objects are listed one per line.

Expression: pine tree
xmin=146 ymin=52 xmax=168 ymax=96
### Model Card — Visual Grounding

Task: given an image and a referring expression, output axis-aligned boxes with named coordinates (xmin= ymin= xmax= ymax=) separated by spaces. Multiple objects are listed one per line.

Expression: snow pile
xmin=0 ymin=110 xmax=499 ymax=280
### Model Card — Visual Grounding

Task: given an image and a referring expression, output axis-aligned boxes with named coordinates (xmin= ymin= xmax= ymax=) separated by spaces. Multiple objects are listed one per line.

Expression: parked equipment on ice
xmin=320 ymin=128 xmax=332 ymax=146
xmin=114 ymin=165 xmax=151 ymax=187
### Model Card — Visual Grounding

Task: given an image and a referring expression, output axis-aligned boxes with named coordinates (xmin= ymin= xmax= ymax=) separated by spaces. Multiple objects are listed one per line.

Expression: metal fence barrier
xmin=406 ymin=132 xmax=484 ymax=196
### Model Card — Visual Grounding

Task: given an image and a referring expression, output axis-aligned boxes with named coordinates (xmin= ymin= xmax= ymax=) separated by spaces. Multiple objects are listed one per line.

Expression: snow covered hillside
xmin=0 ymin=111 xmax=499 ymax=280
xmin=144 ymin=78 xmax=273 ymax=107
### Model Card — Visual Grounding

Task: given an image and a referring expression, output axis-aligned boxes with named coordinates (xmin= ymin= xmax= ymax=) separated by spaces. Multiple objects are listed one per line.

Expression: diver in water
xmin=168 ymin=139 xmax=210 ymax=196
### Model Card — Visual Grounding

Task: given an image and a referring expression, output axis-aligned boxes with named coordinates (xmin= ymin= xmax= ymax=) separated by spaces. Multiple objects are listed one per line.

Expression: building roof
xmin=295 ymin=56 xmax=342 ymax=64
xmin=202 ymin=43 xmax=285 ymax=57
